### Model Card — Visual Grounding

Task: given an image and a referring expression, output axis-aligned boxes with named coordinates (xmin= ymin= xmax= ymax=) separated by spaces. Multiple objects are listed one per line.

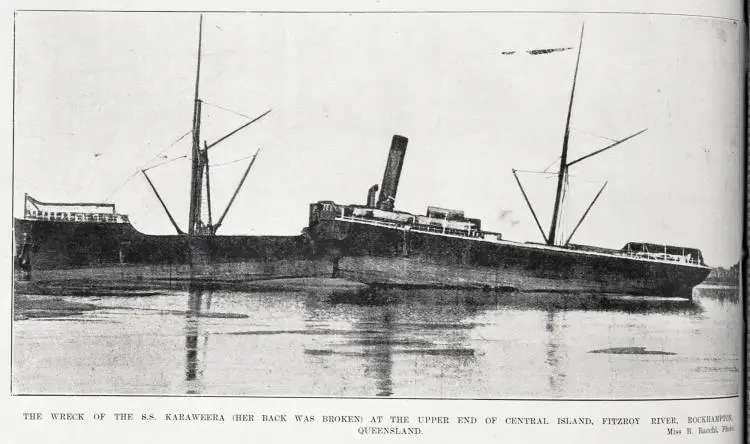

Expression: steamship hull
xmin=309 ymin=218 xmax=710 ymax=298
xmin=12 ymin=17 xmax=333 ymax=286
xmin=14 ymin=217 xmax=328 ymax=283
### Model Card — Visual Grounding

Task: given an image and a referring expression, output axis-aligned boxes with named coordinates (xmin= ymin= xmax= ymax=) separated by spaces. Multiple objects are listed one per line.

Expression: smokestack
xmin=377 ymin=135 xmax=409 ymax=211
xmin=366 ymin=184 xmax=379 ymax=208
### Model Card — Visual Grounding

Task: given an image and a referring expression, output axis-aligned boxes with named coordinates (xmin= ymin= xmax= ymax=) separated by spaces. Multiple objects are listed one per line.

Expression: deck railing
xmin=25 ymin=210 xmax=130 ymax=224
xmin=617 ymin=250 xmax=702 ymax=265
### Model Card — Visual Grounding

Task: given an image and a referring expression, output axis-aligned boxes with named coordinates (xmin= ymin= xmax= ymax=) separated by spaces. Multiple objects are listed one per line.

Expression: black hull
xmin=310 ymin=219 xmax=710 ymax=298
xmin=14 ymin=218 xmax=330 ymax=282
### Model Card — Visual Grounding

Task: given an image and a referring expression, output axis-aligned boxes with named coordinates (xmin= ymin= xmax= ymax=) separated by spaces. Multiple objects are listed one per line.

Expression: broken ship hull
xmin=14 ymin=217 xmax=328 ymax=283
xmin=309 ymin=217 xmax=710 ymax=298
xmin=13 ymin=17 xmax=333 ymax=286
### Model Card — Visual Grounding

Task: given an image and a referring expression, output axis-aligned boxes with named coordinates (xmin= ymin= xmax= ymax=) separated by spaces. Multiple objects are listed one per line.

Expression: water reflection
xmin=358 ymin=309 xmax=394 ymax=397
xmin=319 ymin=288 xmax=709 ymax=397
xmin=544 ymin=311 xmax=566 ymax=396
xmin=13 ymin=280 xmax=735 ymax=396
xmin=312 ymin=290 xmax=486 ymax=397
xmin=489 ymin=292 xmax=702 ymax=315
xmin=697 ymin=285 xmax=740 ymax=304
xmin=185 ymin=281 xmax=212 ymax=394
xmin=173 ymin=286 xmax=722 ymax=396
xmin=331 ymin=288 xmax=704 ymax=315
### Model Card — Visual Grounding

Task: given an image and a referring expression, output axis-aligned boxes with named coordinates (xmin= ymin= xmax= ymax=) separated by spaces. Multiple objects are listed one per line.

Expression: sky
xmin=12 ymin=11 xmax=743 ymax=266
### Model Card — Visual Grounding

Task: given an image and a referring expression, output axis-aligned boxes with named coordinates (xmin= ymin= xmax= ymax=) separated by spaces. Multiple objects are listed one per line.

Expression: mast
xmin=548 ymin=24 xmax=584 ymax=246
xmin=182 ymin=15 xmax=270 ymax=236
xmin=188 ymin=14 xmax=204 ymax=236
xmin=203 ymin=141 xmax=213 ymax=232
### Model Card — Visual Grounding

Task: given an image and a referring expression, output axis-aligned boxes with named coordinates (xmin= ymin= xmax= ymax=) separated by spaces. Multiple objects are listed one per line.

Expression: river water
xmin=12 ymin=284 xmax=741 ymax=399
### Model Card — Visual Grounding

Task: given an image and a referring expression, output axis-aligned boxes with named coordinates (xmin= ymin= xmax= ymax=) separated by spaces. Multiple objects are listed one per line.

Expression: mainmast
xmin=548 ymin=24 xmax=584 ymax=246
xmin=188 ymin=14 xmax=204 ymax=236
xmin=512 ymin=26 xmax=647 ymax=246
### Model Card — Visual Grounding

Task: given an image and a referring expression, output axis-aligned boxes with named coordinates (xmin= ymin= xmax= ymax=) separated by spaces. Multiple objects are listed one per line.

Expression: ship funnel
xmin=366 ymin=184 xmax=379 ymax=208
xmin=377 ymin=135 xmax=409 ymax=211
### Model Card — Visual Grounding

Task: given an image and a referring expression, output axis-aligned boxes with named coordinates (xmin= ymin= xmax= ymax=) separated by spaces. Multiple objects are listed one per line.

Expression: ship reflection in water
xmin=12 ymin=284 xmax=740 ymax=398
xmin=185 ymin=282 xmax=210 ymax=394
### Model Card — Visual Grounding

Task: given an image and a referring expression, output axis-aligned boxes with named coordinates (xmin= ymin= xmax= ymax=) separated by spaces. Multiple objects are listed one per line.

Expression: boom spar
xmin=141 ymin=170 xmax=184 ymax=234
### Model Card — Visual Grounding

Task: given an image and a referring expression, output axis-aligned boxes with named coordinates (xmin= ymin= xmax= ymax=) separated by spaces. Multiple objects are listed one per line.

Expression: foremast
xmin=182 ymin=15 xmax=270 ymax=237
xmin=188 ymin=15 xmax=205 ymax=236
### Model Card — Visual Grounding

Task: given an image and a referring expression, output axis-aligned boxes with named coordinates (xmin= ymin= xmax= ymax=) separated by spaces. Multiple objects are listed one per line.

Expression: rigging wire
xmin=102 ymin=130 xmax=191 ymax=203
xmin=201 ymin=99 xmax=253 ymax=120
xmin=142 ymin=130 xmax=192 ymax=169
xmin=512 ymin=169 xmax=558 ymax=175
xmin=570 ymin=127 xmax=618 ymax=143
xmin=514 ymin=169 xmax=591 ymax=182
xmin=100 ymin=99 xmax=263 ymax=203
xmin=209 ymin=153 xmax=257 ymax=168
xmin=103 ymin=170 xmax=140 ymax=203
xmin=543 ymin=156 xmax=561 ymax=173
xmin=142 ymin=154 xmax=189 ymax=172
xmin=557 ymin=174 xmax=610 ymax=244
